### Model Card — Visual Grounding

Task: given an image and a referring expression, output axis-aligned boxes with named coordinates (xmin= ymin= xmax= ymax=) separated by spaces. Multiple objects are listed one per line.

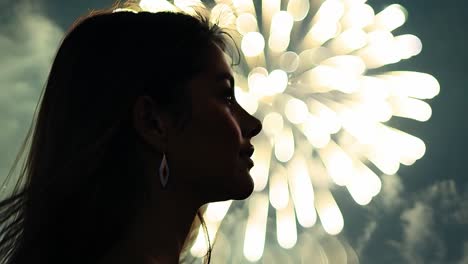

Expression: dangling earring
xmin=159 ymin=152 xmax=169 ymax=189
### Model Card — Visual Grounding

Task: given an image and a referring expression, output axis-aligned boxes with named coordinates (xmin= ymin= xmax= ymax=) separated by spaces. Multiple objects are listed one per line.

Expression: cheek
xmin=170 ymin=102 xmax=242 ymax=196
xmin=217 ymin=110 xmax=242 ymax=144
xmin=207 ymin=106 xmax=241 ymax=156
xmin=192 ymin=103 xmax=242 ymax=169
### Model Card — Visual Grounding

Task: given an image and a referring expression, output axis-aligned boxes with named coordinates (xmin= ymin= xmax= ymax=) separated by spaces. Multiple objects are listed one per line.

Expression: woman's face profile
xmin=163 ymin=43 xmax=262 ymax=202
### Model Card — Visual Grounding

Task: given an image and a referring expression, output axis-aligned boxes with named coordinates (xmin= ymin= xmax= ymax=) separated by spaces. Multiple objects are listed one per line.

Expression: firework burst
xmin=115 ymin=0 xmax=440 ymax=261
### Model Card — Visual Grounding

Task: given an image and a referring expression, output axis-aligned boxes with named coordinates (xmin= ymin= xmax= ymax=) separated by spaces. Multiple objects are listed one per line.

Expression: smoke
xmin=0 ymin=1 xmax=63 ymax=189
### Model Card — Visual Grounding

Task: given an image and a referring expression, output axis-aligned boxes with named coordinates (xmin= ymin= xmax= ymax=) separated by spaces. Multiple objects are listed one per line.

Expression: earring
xmin=159 ymin=152 xmax=169 ymax=189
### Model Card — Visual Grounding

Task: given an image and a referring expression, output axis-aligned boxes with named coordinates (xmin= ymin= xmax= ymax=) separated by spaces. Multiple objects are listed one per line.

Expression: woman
xmin=0 ymin=4 xmax=262 ymax=264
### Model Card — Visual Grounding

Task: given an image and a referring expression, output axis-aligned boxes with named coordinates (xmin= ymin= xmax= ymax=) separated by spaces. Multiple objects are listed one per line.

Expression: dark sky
xmin=365 ymin=0 xmax=467 ymax=186
xmin=0 ymin=0 xmax=466 ymax=263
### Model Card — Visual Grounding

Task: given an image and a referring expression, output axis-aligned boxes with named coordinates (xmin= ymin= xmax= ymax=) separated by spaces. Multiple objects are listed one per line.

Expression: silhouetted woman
xmin=0 ymin=5 xmax=262 ymax=264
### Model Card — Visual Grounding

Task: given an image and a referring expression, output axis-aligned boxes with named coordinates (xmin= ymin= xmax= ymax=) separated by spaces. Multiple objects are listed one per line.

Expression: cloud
xmin=417 ymin=180 xmax=468 ymax=225
xmin=457 ymin=241 xmax=468 ymax=264
xmin=387 ymin=180 xmax=468 ymax=264
xmin=356 ymin=179 xmax=467 ymax=264
xmin=453 ymin=202 xmax=468 ymax=225
xmin=377 ymin=174 xmax=405 ymax=213
xmin=397 ymin=202 xmax=446 ymax=264
xmin=0 ymin=2 xmax=63 ymax=186
xmin=400 ymin=202 xmax=432 ymax=246
xmin=355 ymin=220 xmax=377 ymax=256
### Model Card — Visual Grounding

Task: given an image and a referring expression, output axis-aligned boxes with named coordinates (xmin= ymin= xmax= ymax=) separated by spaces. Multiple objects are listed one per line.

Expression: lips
xmin=240 ymin=145 xmax=254 ymax=157
xmin=241 ymin=155 xmax=254 ymax=169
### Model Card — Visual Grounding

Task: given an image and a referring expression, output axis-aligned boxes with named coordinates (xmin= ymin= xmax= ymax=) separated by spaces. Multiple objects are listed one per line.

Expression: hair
xmin=0 ymin=3 xmax=240 ymax=264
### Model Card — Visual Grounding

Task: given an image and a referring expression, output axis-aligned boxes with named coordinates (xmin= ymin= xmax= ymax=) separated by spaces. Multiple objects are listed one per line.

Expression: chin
xmin=236 ymin=180 xmax=255 ymax=200
xmin=207 ymin=176 xmax=254 ymax=202
xmin=226 ymin=176 xmax=255 ymax=201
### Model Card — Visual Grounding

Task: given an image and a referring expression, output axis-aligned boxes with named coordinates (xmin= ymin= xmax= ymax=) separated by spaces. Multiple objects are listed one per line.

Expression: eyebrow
xmin=215 ymin=72 xmax=235 ymax=89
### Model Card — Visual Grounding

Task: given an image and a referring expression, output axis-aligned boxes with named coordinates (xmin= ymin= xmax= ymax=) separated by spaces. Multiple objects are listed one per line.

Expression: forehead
xmin=185 ymin=44 xmax=234 ymax=93
xmin=205 ymin=43 xmax=233 ymax=78
xmin=186 ymin=41 xmax=234 ymax=90
xmin=182 ymin=44 xmax=233 ymax=121
xmin=188 ymin=43 xmax=234 ymax=92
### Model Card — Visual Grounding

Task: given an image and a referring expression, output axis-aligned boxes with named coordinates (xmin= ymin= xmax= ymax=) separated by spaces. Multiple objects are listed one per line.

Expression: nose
xmin=241 ymin=111 xmax=263 ymax=139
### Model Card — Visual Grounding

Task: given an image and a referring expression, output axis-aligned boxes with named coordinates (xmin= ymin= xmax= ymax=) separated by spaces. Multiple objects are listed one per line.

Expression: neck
xmin=99 ymin=192 xmax=202 ymax=264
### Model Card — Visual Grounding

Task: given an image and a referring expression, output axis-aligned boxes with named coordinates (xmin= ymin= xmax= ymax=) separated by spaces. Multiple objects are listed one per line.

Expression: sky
xmin=0 ymin=0 xmax=466 ymax=263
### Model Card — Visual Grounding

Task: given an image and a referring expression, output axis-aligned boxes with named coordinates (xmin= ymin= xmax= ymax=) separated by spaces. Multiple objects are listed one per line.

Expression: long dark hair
xmin=0 ymin=3 xmax=239 ymax=264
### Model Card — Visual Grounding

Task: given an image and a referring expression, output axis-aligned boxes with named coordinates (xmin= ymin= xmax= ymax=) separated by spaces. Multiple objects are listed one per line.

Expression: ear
xmin=132 ymin=95 xmax=169 ymax=152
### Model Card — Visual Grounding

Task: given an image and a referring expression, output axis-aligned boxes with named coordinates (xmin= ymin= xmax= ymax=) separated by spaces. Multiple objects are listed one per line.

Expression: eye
xmin=223 ymin=90 xmax=236 ymax=105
